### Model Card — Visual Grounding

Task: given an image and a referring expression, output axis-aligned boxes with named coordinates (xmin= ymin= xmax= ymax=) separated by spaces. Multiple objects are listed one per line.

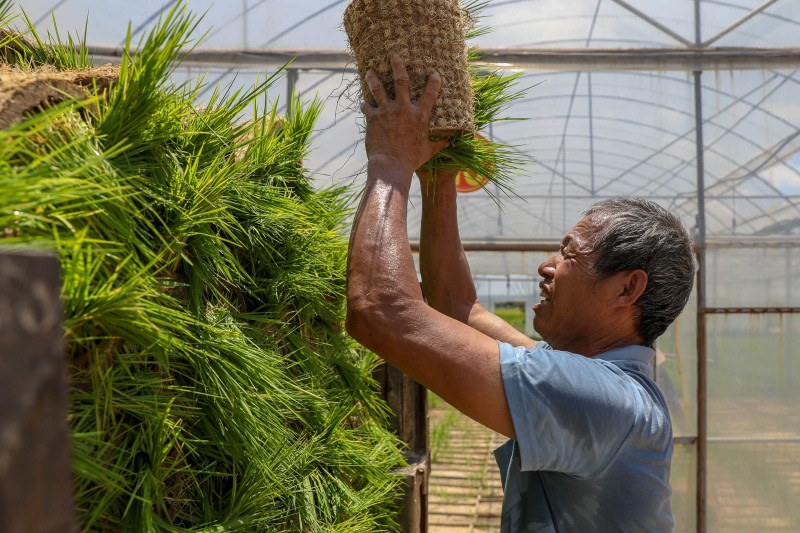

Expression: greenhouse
xmin=5 ymin=0 xmax=800 ymax=531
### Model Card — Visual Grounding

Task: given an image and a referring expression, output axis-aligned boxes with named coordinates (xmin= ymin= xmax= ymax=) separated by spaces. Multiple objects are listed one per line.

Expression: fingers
xmin=390 ymin=54 xmax=411 ymax=102
xmin=360 ymin=100 xmax=375 ymax=118
xmin=432 ymin=137 xmax=450 ymax=154
xmin=365 ymin=69 xmax=389 ymax=107
xmin=417 ymin=71 xmax=442 ymax=112
xmin=366 ymin=55 xmax=441 ymax=111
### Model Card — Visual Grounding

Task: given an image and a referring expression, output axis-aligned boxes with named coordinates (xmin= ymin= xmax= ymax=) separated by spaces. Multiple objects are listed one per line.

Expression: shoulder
xmin=498 ymin=341 xmax=635 ymax=392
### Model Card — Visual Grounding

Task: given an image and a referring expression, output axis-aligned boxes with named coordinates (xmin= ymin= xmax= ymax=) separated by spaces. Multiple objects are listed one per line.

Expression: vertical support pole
xmin=693 ymin=3 xmax=708 ymax=531
xmin=693 ymin=59 xmax=708 ymax=533
xmin=0 ymin=251 xmax=74 ymax=532
xmin=588 ymin=72 xmax=596 ymax=197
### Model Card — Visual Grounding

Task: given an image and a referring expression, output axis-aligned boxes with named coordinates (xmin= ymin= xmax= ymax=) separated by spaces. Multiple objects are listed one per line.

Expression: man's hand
xmin=361 ymin=54 xmax=449 ymax=177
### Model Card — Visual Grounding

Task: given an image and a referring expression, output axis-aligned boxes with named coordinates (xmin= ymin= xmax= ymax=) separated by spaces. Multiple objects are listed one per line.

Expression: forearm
xmin=419 ymin=174 xmax=537 ymax=348
xmin=419 ymin=176 xmax=477 ymax=321
xmin=346 ymin=158 xmax=424 ymax=347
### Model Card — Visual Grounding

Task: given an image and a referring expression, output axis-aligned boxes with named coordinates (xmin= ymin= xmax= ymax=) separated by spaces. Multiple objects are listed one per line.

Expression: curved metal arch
xmin=512 ymin=37 xmax=685 ymax=49
xmin=517 ymin=144 xmax=697 ymax=192
xmin=441 ymin=195 xmax=571 ymax=237
xmin=595 ymin=73 xmax=799 ymax=196
xmin=204 ymin=0 xmax=269 ymax=42
xmin=498 ymin=112 xmax=795 ymax=231
xmin=443 ymin=192 xmax=737 ymax=241
xmin=703 ymin=0 xmax=800 ymax=36
xmin=512 ymin=135 xmax=692 ymax=173
xmin=492 ymin=141 xmax=703 ymax=207
xmin=513 ymin=68 xmax=800 ymax=136
xmin=504 ymin=132 xmax=698 ymax=190
xmin=667 ymin=118 xmax=800 ymax=223
xmin=310 ymin=108 xmax=782 ymax=231
xmin=261 ymin=0 xmax=347 ymax=47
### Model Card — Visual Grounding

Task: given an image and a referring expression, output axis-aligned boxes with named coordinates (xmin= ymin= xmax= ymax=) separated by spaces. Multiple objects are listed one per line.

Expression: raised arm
xmin=418 ymin=168 xmax=537 ymax=349
xmin=346 ymin=55 xmax=515 ymax=438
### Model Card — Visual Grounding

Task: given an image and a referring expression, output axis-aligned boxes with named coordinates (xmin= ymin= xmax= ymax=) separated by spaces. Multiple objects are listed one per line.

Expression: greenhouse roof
xmin=24 ymin=0 xmax=800 ymax=275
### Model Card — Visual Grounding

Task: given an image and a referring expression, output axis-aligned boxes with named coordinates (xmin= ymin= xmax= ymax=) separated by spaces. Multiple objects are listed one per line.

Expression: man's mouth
xmin=539 ymin=285 xmax=552 ymax=302
xmin=534 ymin=291 xmax=552 ymax=311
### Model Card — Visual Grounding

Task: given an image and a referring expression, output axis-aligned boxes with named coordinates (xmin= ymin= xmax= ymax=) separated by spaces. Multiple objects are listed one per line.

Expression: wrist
xmin=367 ymin=156 xmax=414 ymax=190
xmin=368 ymin=154 xmax=416 ymax=175
xmin=420 ymin=172 xmax=457 ymax=205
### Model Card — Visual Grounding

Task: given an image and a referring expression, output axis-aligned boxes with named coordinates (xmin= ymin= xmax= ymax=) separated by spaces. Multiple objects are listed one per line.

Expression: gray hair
xmin=583 ymin=197 xmax=695 ymax=348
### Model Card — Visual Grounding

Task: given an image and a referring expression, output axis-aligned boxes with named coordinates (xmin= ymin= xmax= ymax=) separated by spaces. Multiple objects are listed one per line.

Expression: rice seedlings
xmin=1 ymin=2 xmax=406 ymax=531
xmin=424 ymin=0 xmax=529 ymax=196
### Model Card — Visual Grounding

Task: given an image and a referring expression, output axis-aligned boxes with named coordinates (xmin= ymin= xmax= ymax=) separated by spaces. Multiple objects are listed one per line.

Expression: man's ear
xmin=612 ymin=269 xmax=648 ymax=307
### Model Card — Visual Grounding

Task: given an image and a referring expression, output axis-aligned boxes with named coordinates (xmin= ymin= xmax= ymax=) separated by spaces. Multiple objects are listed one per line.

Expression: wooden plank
xmin=397 ymin=455 xmax=428 ymax=533
xmin=0 ymin=251 xmax=75 ymax=533
xmin=374 ymin=363 xmax=430 ymax=531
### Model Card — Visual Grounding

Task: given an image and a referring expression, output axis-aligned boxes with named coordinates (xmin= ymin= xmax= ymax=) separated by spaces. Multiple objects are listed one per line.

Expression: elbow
xmin=345 ymin=300 xmax=369 ymax=345
xmin=345 ymin=293 xmax=385 ymax=348
xmin=345 ymin=292 xmax=421 ymax=350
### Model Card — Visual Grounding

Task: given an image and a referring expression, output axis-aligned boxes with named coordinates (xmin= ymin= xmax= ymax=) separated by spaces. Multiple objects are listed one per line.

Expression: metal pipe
xmin=706 ymin=436 xmax=800 ymax=444
xmin=704 ymin=236 xmax=800 ymax=248
xmin=702 ymin=0 xmax=780 ymax=47
xmin=409 ymin=240 xmax=561 ymax=253
xmin=409 ymin=238 xmax=800 ymax=253
xmin=608 ymin=0 xmax=695 ymax=47
xmin=85 ymin=46 xmax=800 ymax=71
xmin=588 ymin=72 xmax=596 ymax=196
xmin=412 ymin=193 xmax=800 ymax=202
xmin=704 ymin=307 xmax=800 ymax=314
xmin=693 ymin=20 xmax=709 ymax=527
xmin=242 ymin=0 xmax=249 ymax=49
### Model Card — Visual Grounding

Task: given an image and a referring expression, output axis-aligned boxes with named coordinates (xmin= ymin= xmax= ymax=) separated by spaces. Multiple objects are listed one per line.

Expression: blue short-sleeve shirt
xmin=494 ymin=341 xmax=675 ymax=532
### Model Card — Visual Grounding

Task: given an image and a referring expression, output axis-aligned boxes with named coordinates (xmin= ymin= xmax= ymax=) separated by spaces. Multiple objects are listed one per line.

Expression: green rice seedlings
xmin=1 ymin=2 xmax=406 ymax=531
xmin=422 ymin=0 xmax=530 ymax=196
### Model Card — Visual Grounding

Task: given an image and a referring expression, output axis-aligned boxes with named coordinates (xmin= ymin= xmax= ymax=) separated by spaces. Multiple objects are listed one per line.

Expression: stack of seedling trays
xmin=1 ymin=4 xmax=405 ymax=531
xmin=1 ymin=0 xmax=525 ymax=529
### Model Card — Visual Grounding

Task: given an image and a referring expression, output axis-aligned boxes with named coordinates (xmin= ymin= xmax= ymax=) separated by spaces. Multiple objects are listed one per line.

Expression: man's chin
xmin=532 ymin=317 xmax=547 ymax=339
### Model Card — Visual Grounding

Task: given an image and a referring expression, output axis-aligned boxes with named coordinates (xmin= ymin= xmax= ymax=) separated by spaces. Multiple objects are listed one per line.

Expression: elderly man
xmin=346 ymin=55 xmax=695 ymax=532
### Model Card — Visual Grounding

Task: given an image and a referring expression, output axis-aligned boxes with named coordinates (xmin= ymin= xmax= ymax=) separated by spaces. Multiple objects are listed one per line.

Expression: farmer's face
xmin=533 ymin=216 xmax=618 ymax=354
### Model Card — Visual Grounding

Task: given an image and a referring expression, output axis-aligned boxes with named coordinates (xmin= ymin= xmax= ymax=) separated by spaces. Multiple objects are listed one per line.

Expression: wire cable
xmin=32 ymin=0 xmax=70 ymax=27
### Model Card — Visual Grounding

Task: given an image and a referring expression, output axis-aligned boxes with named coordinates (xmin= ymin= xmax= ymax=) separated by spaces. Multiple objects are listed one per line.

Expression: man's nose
xmin=538 ymin=255 xmax=557 ymax=278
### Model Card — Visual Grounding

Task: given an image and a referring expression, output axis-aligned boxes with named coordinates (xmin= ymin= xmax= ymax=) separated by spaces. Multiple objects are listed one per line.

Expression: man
xmin=346 ymin=55 xmax=695 ymax=532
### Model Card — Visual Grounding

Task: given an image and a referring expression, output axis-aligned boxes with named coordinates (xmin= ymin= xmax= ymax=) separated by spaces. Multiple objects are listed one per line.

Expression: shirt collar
xmin=594 ymin=344 xmax=656 ymax=366
xmin=538 ymin=341 xmax=656 ymax=366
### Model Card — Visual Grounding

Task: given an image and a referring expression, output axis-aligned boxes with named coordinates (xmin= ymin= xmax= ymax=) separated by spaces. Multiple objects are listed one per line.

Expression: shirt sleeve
xmin=499 ymin=341 xmax=639 ymax=479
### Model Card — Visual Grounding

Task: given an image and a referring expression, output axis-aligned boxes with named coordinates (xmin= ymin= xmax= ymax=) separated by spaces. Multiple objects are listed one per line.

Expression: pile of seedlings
xmin=1 ymin=3 xmax=405 ymax=531
xmin=0 ymin=0 xmax=526 ymax=529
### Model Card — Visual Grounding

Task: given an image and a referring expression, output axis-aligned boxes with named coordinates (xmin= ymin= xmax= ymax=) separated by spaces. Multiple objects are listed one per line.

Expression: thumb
xmin=433 ymin=138 xmax=450 ymax=153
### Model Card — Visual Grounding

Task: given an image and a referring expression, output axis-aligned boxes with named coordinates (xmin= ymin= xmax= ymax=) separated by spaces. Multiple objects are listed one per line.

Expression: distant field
xmin=493 ymin=303 xmax=526 ymax=333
